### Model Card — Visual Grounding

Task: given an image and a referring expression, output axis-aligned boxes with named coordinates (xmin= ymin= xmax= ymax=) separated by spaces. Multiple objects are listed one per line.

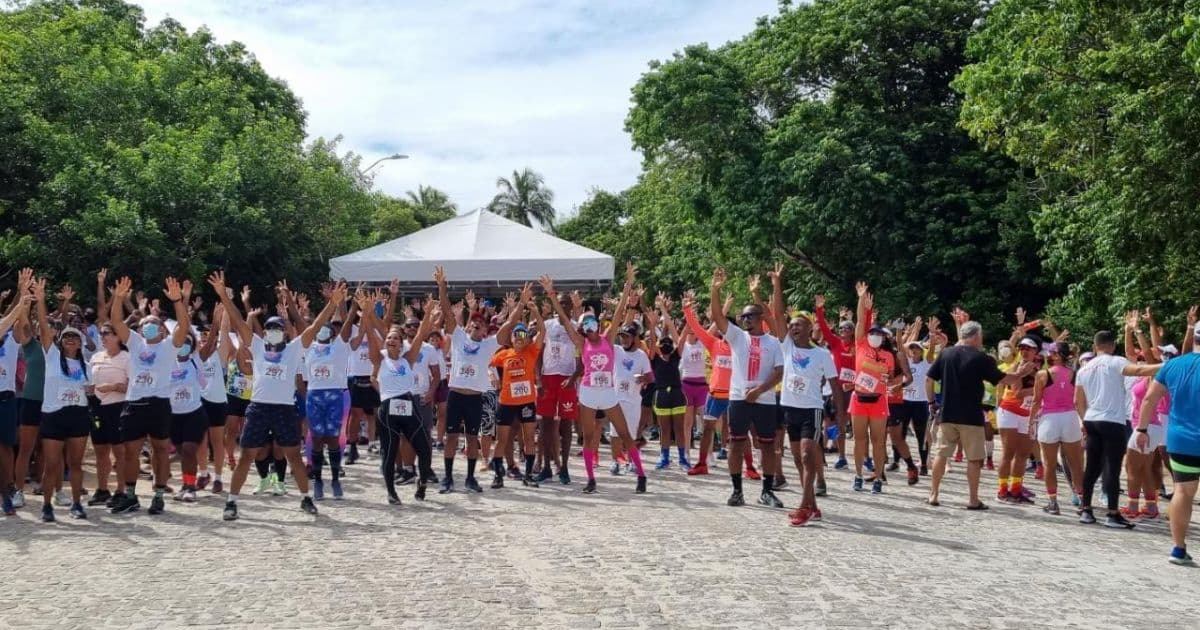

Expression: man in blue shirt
xmin=1137 ymin=322 xmax=1200 ymax=565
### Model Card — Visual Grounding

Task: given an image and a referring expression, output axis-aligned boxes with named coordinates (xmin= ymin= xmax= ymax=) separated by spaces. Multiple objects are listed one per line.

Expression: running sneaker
xmin=906 ymin=469 xmax=919 ymax=486
xmin=1105 ymin=513 xmax=1135 ymax=529
xmin=1 ymin=495 xmax=13 ymax=516
xmin=222 ymin=501 xmax=238 ymax=521
xmin=919 ymin=465 xmax=929 ymax=476
xmin=678 ymin=456 xmax=692 ymax=471
xmin=300 ymin=496 xmax=318 ymax=515
xmin=773 ymin=477 xmax=788 ymax=491
xmin=1078 ymin=508 xmax=1096 ymax=525
xmin=173 ymin=486 xmax=189 ymax=502
xmin=871 ymin=480 xmax=883 ymax=495
xmin=655 ymin=455 xmax=671 ymax=470
xmin=885 ymin=461 xmax=900 ymax=473
xmin=852 ymin=477 xmax=864 ymax=492
xmin=367 ymin=442 xmax=380 ymax=455
xmin=834 ymin=457 xmax=848 ymax=470
xmin=491 ymin=474 xmax=504 ymax=489
xmin=439 ymin=478 xmax=454 ymax=494
xmin=1043 ymin=499 xmax=1060 ymax=515
xmin=111 ymin=493 xmax=140 ymax=514
xmin=954 ymin=452 xmax=964 ymax=464
xmin=331 ymin=478 xmax=344 ymax=499
xmin=759 ymin=490 xmax=784 ymax=508
xmin=1119 ymin=505 xmax=1140 ymax=520
xmin=387 ymin=493 xmax=401 ymax=505
xmin=197 ymin=474 xmax=211 ymax=490
xmin=254 ymin=474 xmax=274 ymax=496
xmin=1026 ymin=460 xmax=1038 ymax=472
xmin=211 ymin=479 xmax=224 ymax=494
xmin=1012 ymin=492 xmax=1034 ymax=505
xmin=558 ymin=469 xmax=571 ymax=485
xmin=815 ymin=479 xmax=827 ymax=497
xmin=726 ymin=490 xmax=745 ymax=506
xmin=625 ymin=462 xmax=634 ymax=475
xmin=272 ymin=477 xmax=287 ymax=496
xmin=1019 ymin=486 xmax=1035 ymax=500
xmin=55 ymin=489 xmax=71 ymax=507
xmin=788 ymin=507 xmax=812 ymax=527
xmin=985 ymin=457 xmax=994 ymax=471
xmin=1071 ymin=493 xmax=1081 ymax=507
xmin=523 ymin=476 xmax=539 ymax=489
xmin=1141 ymin=504 xmax=1160 ymax=519
xmin=69 ymin=502 xmax=87 ymax=520
xmin=635 ymin=476 xmax=647 ymax=494
xmin=464 ymin=477 xmax=483 ymax=493
xmin=507 ymin=466 xmax=524 ymax=480
xmin=535 ymin=468 xmax=553 ymax=483
xmin=433 ymin=440 xmax=444 ymax=451
xmin=582 ymin=479 xmax=597 ymax=494
xmin=687 ymin=463 xmax=710 ymax=476
xmin=864 ymin=457 xmax=875 ymax=472
xmin=716 ymin=448 xmax=728 ymax=461
xmin=345 ymin=446 xmax=359 ymax=465
xmin=1034 ymin=463 xmax=1045 ymax=480
xmin=313 ymin=479 xmax=325 ymax=501
xmin=398 ymin=469 xmax=417 ymax=485
xmin=745 ymin=466 xmax=762 ymax=481
xmin=11 ymin=490 xmax=25 ymax=508
xmin=182 ymin=487 xmax=197 ymax=503
xmin=414 ymin=484 xmax=427 ymax=501
xmin=609 ymin=461 xmax=621 ymax=476
xmin=1170 ymin=547 xmax=1196 ymax=566
xmin=41 ymin=504 xmax=54 ymax=522
xmin=148 ymin=493 xmax=165 ymax=515
xmin=87 ymin=489 xmax=111 ymax=507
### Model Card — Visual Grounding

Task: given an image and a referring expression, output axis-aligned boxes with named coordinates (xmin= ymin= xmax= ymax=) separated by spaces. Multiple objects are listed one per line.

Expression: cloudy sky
xmin=136 ymin=0 xmax=777 ymax=218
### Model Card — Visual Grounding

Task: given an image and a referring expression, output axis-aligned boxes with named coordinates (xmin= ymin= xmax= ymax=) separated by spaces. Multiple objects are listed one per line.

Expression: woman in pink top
xmin=539 ymin=263 xmax=644 ymax=495
xmin=1124 ymin=368 xmax=1172 ymax=519
xmin=1030 ymin=342 xmax=1083 ymax=515
xmin=88 ymin=322 xmax=129 ymax=507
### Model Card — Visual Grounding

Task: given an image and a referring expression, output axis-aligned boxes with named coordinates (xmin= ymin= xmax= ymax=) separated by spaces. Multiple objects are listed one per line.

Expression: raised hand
xmin=767 ymin=262 xmax=784 ymax=284
xmin=747 ymin=275 xmax=761 ymax=297
xmin=519 ymin=282 xmax=533 ymax=305
xmin=570 ymin=290 xmax=583 ymax=311
xmin=389 ymin=278 xmax=400 ymax=297
xmin=711 ymin=267 xmax=727 ymax=290
xmin=433 ymin=265 xmax=447 ymax=287
xmin=537 ymin=274 xmax=555 ymax=296
xmin=181 ymin=279 xmax=193 ymax=301
xmin=206 ymin=271 xmax=227 ymax=296
xmin=814 ymin=294 xmax=825 ymax=309
xmin=114 ymin=275 xmax=134 ymax=299
xmin=17 ymin=268 xmax=34 ymax=293
xmin=855 ymin=281 xmax=868 ymax=297
xmin=624 ymin=261 xmax=637 ymax=286
xmin=1015 ymin=307 xmax=1026 ymax=326
xmin=240 ymin=285 xmax=252 ymax=306
xmin=682 ymin=289 xmax=696 ymax=310
xmin=723 ymin=295 xmax=735 ymax=315
xmin=30 ymin=276 xmax=46 ymax=301
xmin=1189 ymin=305 xmax=1198 ymax=327
xmin=163 ymin=277 xmax=183 ymax=302
xmin=1124 ymin=310 xmax=1139 ymax=332
xmin=58 ymin=284 xmax=76 ymax=304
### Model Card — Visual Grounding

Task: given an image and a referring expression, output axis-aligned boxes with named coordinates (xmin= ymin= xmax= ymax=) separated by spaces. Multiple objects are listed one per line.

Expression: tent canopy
xmin=329 ymin=209 xmax=614 ymax=294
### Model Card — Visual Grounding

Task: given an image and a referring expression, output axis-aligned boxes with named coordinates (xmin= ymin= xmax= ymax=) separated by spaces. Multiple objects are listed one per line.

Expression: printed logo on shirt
xmin=264 ymin=350 xmax=283 ymax=364
xmin=312 ymin=344 xmax=332 ymax=357
xmin=791 ymin=351 xmax=811 ymax=370
xmin=66 ymin=365 xmax=85 ymax=381
xmin=589 ymin=353 xmax=610 ymax=371
xmin=621 ymin=358 xmax=635 ymax=372
xmin=170 ymin=366 xmax=188 ymax=383
xmin=137 ymin=350 xmax=157 ymax=367
xmin=389 ymin=361 xmax=408 ymax=376
xmin=462 ymin=343 xmax=480 ymax=356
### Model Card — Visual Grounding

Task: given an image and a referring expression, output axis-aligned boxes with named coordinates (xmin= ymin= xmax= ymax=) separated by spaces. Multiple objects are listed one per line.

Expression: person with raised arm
xmin=682 ymin=289 xmax=733 ymax=476
xmin=0 ymin=284 xmax=33 ymax=515
xmin=814 ymin=293 xmax=855 ymax=470
xmin=710 ymin=267 xmax=785 ymax=509
xmin=488 ymin=283 xmax=546 ymax=488
xmin=208 ymin=271 xmax=343 ymax=521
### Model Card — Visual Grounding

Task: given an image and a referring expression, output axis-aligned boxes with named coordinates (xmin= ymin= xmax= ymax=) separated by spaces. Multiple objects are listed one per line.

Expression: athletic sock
xmin=659 ymin=446 xmax=669 ymax=461
xmin=444 ymin=457 xmax=454 ymax=480
xmin=327 ymin=446 xmax=343 ymax=480
xmin=255 ymin=458 xmax=271 ymax=479
xmin=125 ymin=482 xmax=137 ymax=497
xmin=524 ymin=454 xmax=535 ymax=478
xmin=628 ymin=448 xmax=645 ymax=477
xmin=1010 ymin=476 xmax=1023 ymax=495
xmin=466 ymin=458 xmax=477 ymax=481
xmin=182 ymin=473 xmax=196 ymax=487
xmin=676 ymin=446 xmax=686 ymax=461
xmin=744 ymin=450 xmax=755 ymax=469
xmin=697 ymin=446 xmax=709 ymax=465
xmin=311 ymin=449 xmax=326 ymax=481
xmin=984 ymin=440 xmax=994 ymax=459
xmin=762 ymin=474 xmax=774 ymax=493
xmin=273 ymin=457 xmax=287 ymax=480
xmin=491 ymin=457 xmax=504 ymax=477
xmin=998 ymin=477 xmax=1009 ymax=494
xmin=730 ymin=473 xmax=742 ymax=493
xmin=582 ymin=448 xmax=596 ymax=481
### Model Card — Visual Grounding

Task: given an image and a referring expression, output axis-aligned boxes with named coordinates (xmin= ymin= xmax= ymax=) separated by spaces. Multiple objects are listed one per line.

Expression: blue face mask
xmin=142 ymin=323 xmax=160 ymax=340
xmin=177 ymin=343 xmax=192 ymax=358
xmin=316 ymin=326 xmax=332 ymax=342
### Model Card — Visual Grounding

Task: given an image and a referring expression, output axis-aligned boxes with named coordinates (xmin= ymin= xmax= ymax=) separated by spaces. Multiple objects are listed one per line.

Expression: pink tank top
xmin=581 ymin=336 xmax=614 ymax=389
xmin=1040 ymin=365 xmax=1075 ymax=414
xmin=1130 ymin=376 xmax=1169 ymax=425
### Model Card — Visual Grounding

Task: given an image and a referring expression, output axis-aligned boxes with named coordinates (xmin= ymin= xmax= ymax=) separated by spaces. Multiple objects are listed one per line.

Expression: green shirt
xmin=20 ymin=339 xmax=44 ymax=401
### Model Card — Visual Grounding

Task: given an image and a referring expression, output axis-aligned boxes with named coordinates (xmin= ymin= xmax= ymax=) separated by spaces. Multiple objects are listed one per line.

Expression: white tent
xmin=329 ymin=209 xmax=614 ymax=293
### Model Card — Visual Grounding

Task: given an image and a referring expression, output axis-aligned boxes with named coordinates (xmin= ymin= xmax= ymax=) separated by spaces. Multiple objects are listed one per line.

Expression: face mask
xmin=581 ymin=319 xmax=599 ymax=334
xmin=177 ymin=343 xmax=192 ymax=358
xmin=659 ymin=342 xmax=674 ymax=355
xmin=867 ymin=334 xmax=884 ymax=349
xmin=264 ymin=329 xmax=285 ymax=345
xmin=142 ymin=323 xmax=160 ymax=340
xmin=999 ymin=347 xmax=1013 ymax=361
xmin=316 ymin=326 xmax=332 ymax=342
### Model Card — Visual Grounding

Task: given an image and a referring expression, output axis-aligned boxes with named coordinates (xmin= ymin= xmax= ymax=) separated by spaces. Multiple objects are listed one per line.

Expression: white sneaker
xmin=609 ymin=461 xmax=620 ymax=476
xmin=55 ymin=489 xmax=72 ymax=507
xmin=11 ymin=490 xmax=25 ymax=508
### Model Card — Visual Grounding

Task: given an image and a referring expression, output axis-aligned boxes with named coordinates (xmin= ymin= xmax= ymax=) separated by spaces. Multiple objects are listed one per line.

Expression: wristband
xmin=1136 ymin=427 xmax=1149 ymax=434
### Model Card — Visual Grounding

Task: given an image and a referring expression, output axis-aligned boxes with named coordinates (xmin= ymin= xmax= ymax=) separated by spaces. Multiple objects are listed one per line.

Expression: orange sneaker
xmin=687 ymin=463 xmax=710 ymax=476
xmin=744 ymin=465 xmax=761 ymax=481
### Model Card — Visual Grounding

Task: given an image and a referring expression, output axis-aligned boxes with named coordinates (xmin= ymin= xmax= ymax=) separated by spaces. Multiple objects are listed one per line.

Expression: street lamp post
xmin=362 ymin=153 xmax=409 ymax=174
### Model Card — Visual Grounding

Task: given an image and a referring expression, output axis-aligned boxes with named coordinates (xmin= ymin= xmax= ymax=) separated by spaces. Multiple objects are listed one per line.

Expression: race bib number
xmin=839 ymin=368 xmax=856 ymax=382
xmin=618 ymin=380 xmax=632 ymax=395
xmin=853 ymin=372 xmax=880 ymax=392
xmin=588 ymin=371 xmax=612 ymax=388
xmin=509 ymin=380 xmax=532 ymax=399
xmin=57 ymin=386 xmax=84 ymax=406
xmin=457 ymin=364 xmax=477 ymax=380
xmin=715 ymin=356 xmax=732 ymax=370
xmin=785 ymin=375 xmax=810 ymax=395
xmin=904 ymin=386 xmax=918 ymax=399
xmin=311 ymin=364 xmax=332 ymax=382
xmin=262 ymin=365 xmax=287 ymax=380
xmin=231 ymin=376 xmax=248 ymax=394
xmin=1021 ymin=396 xmax=1034 ymax=411
xmin=134 ymin=372 xmax=156 ymax=388
xmin=389 ymin=398 xmax=413 ymax=416
xmin=548 ymin=343 xmax=564 ymax=361
xmin=174 ymin=387 xmax=193 ymax=403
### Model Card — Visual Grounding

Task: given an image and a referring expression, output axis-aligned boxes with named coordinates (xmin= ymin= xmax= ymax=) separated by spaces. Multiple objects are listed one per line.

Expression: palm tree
xmin=405 ymin=185 xmax=457 ymax=227
xmin=487 ymin=168 xmax=556 ymax=228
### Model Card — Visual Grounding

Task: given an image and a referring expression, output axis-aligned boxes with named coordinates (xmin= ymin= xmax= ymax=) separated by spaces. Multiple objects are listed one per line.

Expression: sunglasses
xmin=100 ymin=330 xmax=115 ymax=337
xmin=738 ymin=313 xmax=760 ymax=320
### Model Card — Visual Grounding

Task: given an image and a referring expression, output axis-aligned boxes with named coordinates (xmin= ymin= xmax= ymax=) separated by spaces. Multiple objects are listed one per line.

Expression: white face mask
xmin=999 ymin=347 xmax=1013 ymax=361
xmin=867 ymin=334 xmax=884 ymax=349
xmin=264 ymin=329 xmax=285 ymax=345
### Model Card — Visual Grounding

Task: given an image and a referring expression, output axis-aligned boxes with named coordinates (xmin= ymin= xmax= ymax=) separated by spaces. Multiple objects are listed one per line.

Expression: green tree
xmin=487 ymin=168 xmax=556 ymax=228
xmin=406 ymin=184 xmax=457 ymax=227
xmin=955 ymin=0 xmax=1200 ymax=333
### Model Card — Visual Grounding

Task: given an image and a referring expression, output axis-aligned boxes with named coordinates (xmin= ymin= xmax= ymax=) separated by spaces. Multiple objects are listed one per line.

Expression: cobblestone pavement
xmin=5 ymin=441 xmax=1200 ymax=629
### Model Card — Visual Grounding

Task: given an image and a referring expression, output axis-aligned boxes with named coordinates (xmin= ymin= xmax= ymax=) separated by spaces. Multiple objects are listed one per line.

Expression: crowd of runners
xmin=1 ymin=262 xmax=1199 ymax=566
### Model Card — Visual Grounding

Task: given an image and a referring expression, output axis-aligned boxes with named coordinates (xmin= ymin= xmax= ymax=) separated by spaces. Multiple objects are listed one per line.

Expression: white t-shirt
xmin=905 ymin=359 xmax=931 ymax=403
xmin=168 ymin=356 xmax=204 ymax=414
xmin=680 ymin=341 xmax=708 ymax=380
xmin=779 ymin=338 xmax=837 ymax=409
xmin=346 ymin=327 xmax=376 ymax=377
xmin=249 ymin=336 xmax=306 ymax=405
xmin=0 ymin=332 xmax=19 ymax=393
xmin=1076 ymin=353 xmax=1131 ymax=423
xmin=724 ymin=325 xmax=784 ymax=404
xmin=405 ymin=341 xmax=439 ymax=396
xmin=541 ymin=319 xmax=577 ymax=377
xmin=125 ymin=331 xmax=177 ymax=401
xmin=41 ymin=345 xmax=89 ymax=414
xmin=306 ymin=337 xmax=351 ymax=391
xmin=615 ymin=346 xmax=651 ymax=403
xmin=378 ymin=354 xmax=418 ymax=401
xmin=199 ymin=353 xmax=227 ymax=404
xmin=448 ymin=328 xmax=500 ymax=392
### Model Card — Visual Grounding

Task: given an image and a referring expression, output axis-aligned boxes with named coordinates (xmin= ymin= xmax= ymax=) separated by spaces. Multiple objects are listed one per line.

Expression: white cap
xmin=1193 ymin=322 xmax=1200 ymax=337
xmin=57 ymin=326 xmax=85 ymax=341
xmin=1159 ymin=344 xmax=1179 ymax=356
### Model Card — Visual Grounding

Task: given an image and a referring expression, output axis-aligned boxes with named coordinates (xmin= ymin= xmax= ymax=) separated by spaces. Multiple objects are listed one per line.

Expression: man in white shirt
xmin=536 ymin=295 xmax=582 ymax=485
xmin=1075 ymin=329 xmax=1160 ymax=528
xmin=710 ymin=268 xmax=784 ymax=509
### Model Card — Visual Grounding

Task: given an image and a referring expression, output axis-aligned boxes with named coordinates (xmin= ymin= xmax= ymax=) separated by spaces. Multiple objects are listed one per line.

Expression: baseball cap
xmin=1018 ymin=337 xmax=1039 ymax=349
xmin=264 ymin=316 xmax=286 ymax=330
xmin=618 ymin=323 xmax=639 ymax=337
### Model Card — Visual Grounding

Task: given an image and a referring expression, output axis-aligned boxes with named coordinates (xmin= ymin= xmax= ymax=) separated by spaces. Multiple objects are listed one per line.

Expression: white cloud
xmin=135 ymin=0 xmax=777 ymax=216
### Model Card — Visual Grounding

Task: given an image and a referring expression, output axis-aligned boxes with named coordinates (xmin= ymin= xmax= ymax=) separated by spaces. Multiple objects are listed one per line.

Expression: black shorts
xmin=729 ymin=401 xmax=777 ymax=442
xmin=783 ymin=407 xmax=823 ymax=442
xmin=90 ymin=402 xmax=124 ymax=446
xmin=887 ymin=402 xmax=907 ymax=427
xmin=1168 ymin=452 xmax=1200 ymax=484
xmin=170 ymin=408 xmax=208 ymax=445
xmin=39 ymin=406 xmax=91 ymax=441
xmin=202 ymin=399 xmax=228 ymax=428
xmin=227 ymin=397 xmax=250 ymax=418
xmin=120 ymin=397 xmax=172 ymax=442
xmin=653 ymin=386 xmax=686 ymax=412
xmin=640 ymin=386 xmax=655 ymax=409
xmin=18 ymin=397 xmax=42 ymax=427
xmin=445 ymin=390 xmax=483 ymax=436
xmin=348 ymin=376 xmax=380 ymax=412
xmin=498 ymin=403 xmax=537 ymax=427
xmin=0 ymin=393 xmax=16 ymax=446
xmin=240 ymin=402 xmax=301 ymax=449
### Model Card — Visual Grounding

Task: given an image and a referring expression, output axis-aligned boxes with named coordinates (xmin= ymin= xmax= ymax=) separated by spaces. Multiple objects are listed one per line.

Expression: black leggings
xmin=377 ymin=398 xmax=434 ymax=498
xmin=1082 ymin=421 xmax=1126 ymax=511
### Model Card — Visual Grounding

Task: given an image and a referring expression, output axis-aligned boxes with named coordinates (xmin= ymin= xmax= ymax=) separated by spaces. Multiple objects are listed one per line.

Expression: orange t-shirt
xmin=853 ymin=338 xmax=894 ymax=398
xmin=491 ymin=343 xmax=541 ymax=406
